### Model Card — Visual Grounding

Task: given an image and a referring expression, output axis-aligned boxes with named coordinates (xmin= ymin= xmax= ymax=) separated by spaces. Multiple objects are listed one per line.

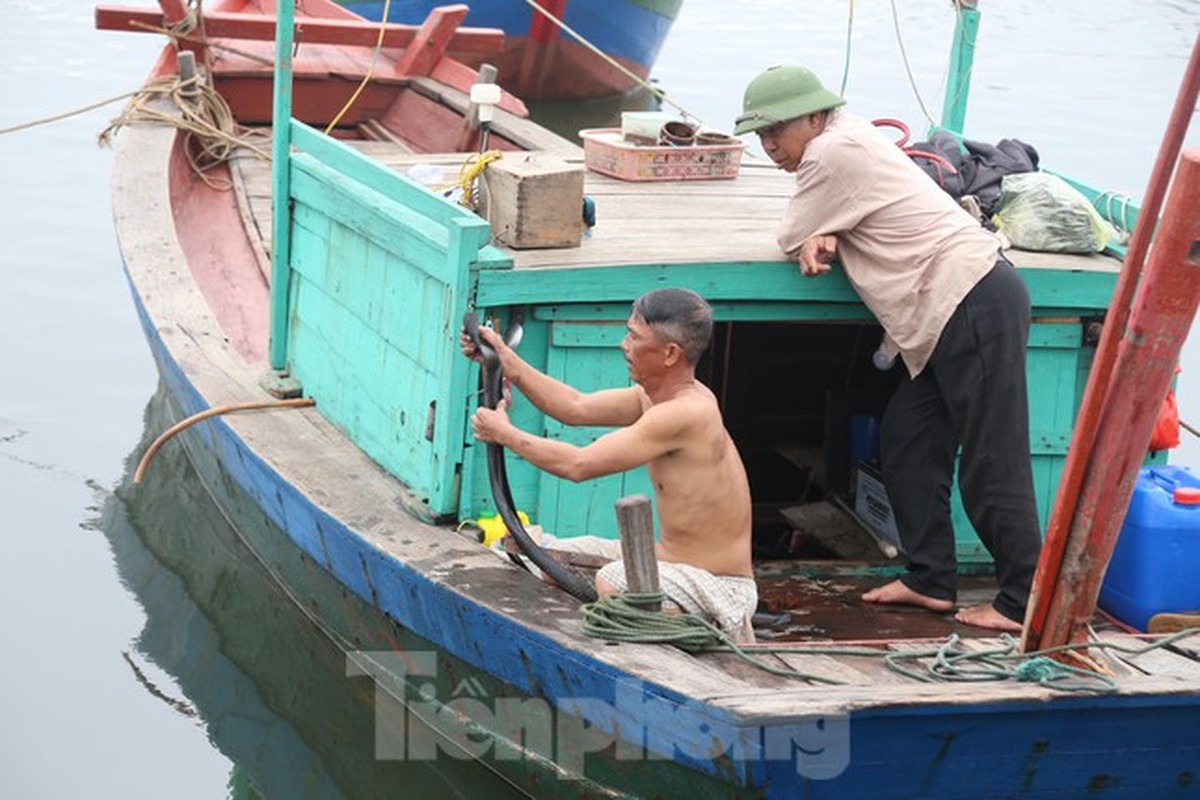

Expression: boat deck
xmin=232 ymin=140 xmax=1125 ymax=276
xmin=534 ymin=554 xmax=1200 ymax=691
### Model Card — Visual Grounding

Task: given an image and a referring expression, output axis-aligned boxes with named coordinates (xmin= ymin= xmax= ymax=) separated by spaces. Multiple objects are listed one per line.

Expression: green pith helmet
xmin=733 ymin=65 xmax=846 ymax=135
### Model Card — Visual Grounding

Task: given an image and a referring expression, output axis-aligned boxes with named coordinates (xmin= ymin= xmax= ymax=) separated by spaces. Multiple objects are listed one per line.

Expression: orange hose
xmin=133 ymin=397 xmax=315 ymax=484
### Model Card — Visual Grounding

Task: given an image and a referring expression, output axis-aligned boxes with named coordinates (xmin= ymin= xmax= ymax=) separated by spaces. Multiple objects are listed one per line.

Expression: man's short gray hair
xmin=631 ymin=288 xmax=713 ymax=365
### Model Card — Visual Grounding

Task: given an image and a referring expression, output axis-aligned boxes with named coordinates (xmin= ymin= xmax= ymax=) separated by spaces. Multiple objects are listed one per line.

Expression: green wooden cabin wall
xmin=538 ymin=322 xmax=654 ymax=539
xmin=462 ymin=278 xmax=1114 ymax=564
xmin=458 ymin=317 xmax=655 ymax=539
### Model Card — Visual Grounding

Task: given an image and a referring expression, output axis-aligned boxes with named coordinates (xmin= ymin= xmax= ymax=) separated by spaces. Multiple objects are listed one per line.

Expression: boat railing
xmin=278 ymin=119 xmax=512 ymax=517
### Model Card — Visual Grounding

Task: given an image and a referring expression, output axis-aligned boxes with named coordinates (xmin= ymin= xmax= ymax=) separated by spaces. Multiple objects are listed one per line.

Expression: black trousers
xmin=881 ymin=258 xmax=1042 ymax=622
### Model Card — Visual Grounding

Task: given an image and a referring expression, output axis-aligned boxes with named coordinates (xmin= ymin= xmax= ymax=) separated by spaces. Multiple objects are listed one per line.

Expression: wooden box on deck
xmin=481 ymin=155 xmax=584 ymax=249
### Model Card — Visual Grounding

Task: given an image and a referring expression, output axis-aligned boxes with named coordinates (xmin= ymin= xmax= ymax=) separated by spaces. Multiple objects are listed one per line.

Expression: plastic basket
xmin=579 ymin=129 xmax=745 ymax=182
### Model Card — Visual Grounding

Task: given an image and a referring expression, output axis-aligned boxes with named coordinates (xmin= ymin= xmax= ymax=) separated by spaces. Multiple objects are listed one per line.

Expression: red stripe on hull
xmin=528 ymin=0 xmax=567 ymax=45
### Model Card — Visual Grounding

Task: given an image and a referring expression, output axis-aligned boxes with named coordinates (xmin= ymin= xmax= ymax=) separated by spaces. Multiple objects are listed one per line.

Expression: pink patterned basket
xmin=579 ymin=129 xmax=745 ymax=182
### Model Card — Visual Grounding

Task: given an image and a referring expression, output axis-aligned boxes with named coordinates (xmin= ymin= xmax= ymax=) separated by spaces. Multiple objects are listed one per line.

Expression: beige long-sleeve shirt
xmin=777 ymin=110 xmax=1001 ymax=376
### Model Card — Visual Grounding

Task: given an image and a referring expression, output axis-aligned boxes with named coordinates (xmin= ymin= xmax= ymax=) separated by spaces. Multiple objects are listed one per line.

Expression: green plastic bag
xmin=992 ymin=172 xmax=1118 ymax=253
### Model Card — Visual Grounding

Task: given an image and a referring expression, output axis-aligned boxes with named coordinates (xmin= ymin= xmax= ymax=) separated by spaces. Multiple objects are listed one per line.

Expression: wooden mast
xmin=938 ymin=0 xmax=980 ymax=136
xmin=267 ymin=0 xmax=295 ymax=375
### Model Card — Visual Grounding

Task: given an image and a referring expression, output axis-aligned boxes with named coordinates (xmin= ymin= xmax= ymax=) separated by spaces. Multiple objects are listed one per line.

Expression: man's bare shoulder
xmin=648 ymin=382 xmax=718 ymax=412
xmin=678 ymin=381 xmax=721 ymax=413
xmin=639 ymin=384 xmax=722 ymax=439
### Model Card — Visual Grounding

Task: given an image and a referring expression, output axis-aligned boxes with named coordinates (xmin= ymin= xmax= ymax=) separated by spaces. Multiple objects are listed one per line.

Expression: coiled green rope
xmin=580 ymin=592 xmax=717 ymax=649
xmin=580 ymin=593 xmax=848 ymax=684
xmin=883 ymin=633 xmax=1118 ymax=692
xmin=581 ymin=593 xmax=1200 ymax=694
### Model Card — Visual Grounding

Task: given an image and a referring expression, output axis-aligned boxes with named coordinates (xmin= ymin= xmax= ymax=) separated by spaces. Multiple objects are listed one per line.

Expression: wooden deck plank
xmin=693 ymin=649 xmax=824 ymax=689
xmin=958 ymin=631 xmax=1200 ymax=686
xmin=233 ymin=141 xmax=1122 ymax=280
xmin=707 ymin=670 xmax=1200 ymax=719
xmin=884 ymin=640 xmax=950 ymax=684
xmin=1156 ymin=627 xmax=1200 ymax=661
xmin=1096 ymin=631 xmax=1200 ymax=681
xmin=229 ymin=150 xmax=274 ymax=269
xmin=772 ymin=649 xmax=914 ymax=686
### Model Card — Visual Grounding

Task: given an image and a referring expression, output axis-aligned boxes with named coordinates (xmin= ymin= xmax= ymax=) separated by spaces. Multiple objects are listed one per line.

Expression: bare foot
xmin=955 ymin=603 xmax=1023 ymax=632
xmin=861 ymin=580 xmax=954 ymax=613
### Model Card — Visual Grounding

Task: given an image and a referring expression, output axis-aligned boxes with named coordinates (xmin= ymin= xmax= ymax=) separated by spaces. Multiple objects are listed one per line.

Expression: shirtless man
xmin=462 ymin=288 xmax=757 ymax=638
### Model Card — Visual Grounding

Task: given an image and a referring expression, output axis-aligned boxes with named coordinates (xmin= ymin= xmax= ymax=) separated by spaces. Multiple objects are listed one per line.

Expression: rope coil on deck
xmin=882 ymin=633 xmax=1118 ymax=692
xmin=581 ymin=593 xmax=848 ymax=685
xmin=98 ymin=74 xmax=270 ymax=188
xmin=582 ymin=593 xmax=1200 ymax=693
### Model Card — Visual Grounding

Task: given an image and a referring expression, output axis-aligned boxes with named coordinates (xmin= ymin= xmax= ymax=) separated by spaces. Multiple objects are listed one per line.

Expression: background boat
xmin=334 ymin=0 xmax=683 ymax=100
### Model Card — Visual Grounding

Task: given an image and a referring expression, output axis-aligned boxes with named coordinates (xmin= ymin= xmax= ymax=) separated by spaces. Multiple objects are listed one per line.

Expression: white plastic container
xmin=619 ymin=111 xmax=677 ymax=143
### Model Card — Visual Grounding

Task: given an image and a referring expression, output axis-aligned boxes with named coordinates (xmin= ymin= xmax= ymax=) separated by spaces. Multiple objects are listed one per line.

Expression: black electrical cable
xmin=464 ymin=312 xmax=599 ymax=603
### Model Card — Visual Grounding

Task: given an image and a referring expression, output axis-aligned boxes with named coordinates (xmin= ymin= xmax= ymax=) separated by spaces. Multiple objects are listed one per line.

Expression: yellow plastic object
xmin=476 ymin=510 xmax=530 ymax=548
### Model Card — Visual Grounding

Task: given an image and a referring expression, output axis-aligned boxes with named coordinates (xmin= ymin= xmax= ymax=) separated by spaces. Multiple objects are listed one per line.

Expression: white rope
xmin=839 ymin=0 xmax=855 ymax=97
xmin=889 ymin=0 xmax=938 ymax=128
xmin=0 ymin=91 xmax=141 ymax=136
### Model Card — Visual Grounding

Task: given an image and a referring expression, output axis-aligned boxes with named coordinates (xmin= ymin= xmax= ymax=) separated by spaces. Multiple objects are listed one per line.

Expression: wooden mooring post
xmin=614 ymin=495 xmax=661 ymax=612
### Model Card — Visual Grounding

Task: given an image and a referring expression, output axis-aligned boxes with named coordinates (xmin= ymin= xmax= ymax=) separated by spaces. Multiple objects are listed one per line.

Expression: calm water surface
xmin=1 ymin=1 xmax=1198 ymax=797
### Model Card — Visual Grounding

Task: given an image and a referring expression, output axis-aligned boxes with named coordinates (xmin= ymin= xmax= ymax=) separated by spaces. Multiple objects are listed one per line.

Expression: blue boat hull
xmin=336 ymin=0 xmax=682 ymax=99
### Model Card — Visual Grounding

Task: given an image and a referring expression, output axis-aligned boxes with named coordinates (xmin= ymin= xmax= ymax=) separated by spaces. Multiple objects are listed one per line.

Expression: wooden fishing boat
xmin=332 ymin=0 xmax=682 ymax=100
xmin=98 ymin=0 xmax=1200 ymax=796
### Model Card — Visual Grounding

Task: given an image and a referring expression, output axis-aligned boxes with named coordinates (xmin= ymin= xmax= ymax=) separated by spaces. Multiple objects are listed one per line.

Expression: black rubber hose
xmin=464 ymin=312 xmax=599 ymax=603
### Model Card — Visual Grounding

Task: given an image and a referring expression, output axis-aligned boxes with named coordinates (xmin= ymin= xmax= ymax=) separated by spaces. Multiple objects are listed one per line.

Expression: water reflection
xmin=102 ymin=387 xmax=528 ymax=799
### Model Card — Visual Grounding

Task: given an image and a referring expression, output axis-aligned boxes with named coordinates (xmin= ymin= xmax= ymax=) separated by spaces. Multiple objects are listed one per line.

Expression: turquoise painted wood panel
xmin=479 ymin=261 xmax=860 ymax=308
xmin=291 ymin=163 xmax=454 ymax=281
xmin=539 ymin=321 xmax=653 ymax=539
xmin=951 ymin=321 xmax=1088 ymax=562
xmin=477 ymin=263 xmax=1118 ymax=315
xmin=459 ymin=316 xmax=554 ymax=524
xmin=530 ymin=302 xmax=873 ymax=323
xmin=288 ymin=221 xmax=452 ymax=505
xmin=283 ymin=128 xmax=501 ymax=517
xmin=292 ymin=122 xmax=481 ymax=230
